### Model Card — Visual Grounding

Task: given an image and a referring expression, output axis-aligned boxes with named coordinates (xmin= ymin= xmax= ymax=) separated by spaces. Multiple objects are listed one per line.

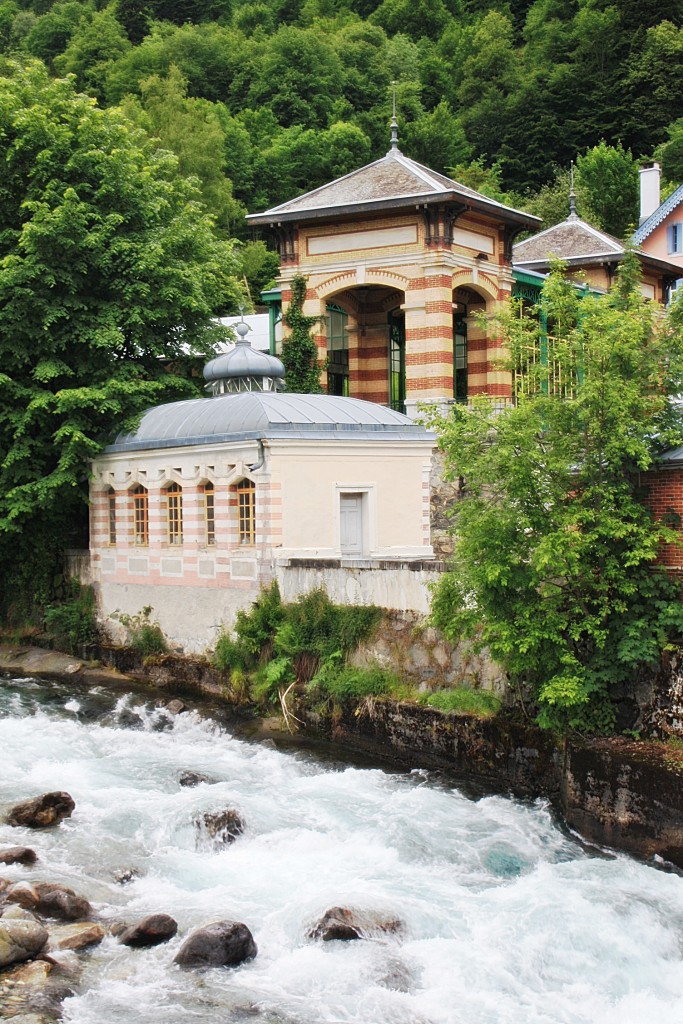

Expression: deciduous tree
xmin=0 ymin=60 xmax=241 ymax=617
xmin=430 ymin=256 xmax=683 ymax=732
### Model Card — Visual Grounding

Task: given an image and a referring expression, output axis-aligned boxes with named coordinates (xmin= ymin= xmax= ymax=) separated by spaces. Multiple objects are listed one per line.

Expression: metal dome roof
xmin=105 ymin=392 xmax=433 ymax=453
xmin=203 ymin=319 xmax=285 ymax=382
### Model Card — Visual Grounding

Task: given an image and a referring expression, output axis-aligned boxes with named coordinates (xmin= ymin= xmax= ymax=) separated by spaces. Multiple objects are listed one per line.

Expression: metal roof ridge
xmin=392 ymin=152 xmax=446 ymax=193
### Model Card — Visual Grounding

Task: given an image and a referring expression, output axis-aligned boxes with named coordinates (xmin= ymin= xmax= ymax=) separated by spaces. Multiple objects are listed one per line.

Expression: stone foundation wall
xmin=429 ymin=448 xmax=462 ymax=559
xmin=352 ymin=610 xmax=505 ymax=692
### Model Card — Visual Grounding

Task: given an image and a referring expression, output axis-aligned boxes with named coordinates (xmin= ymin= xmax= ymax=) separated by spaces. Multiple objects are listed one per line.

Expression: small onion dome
xmin=203 ymin=319 xmax=285 ymax=395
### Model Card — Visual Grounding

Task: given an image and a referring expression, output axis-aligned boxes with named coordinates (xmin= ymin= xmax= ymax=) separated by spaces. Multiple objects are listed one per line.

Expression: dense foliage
xmin=213 ymin=582 xmax=383 ymax=707
xmin=282 ymin=274 xmax=323 ymax=393
xmin=430 ymin=256 xmax=683 ymax=734
xmin=0 ymin=61 xmax=241 ymax=620
xmin=1 ymin=0 xmax=681 ymax=233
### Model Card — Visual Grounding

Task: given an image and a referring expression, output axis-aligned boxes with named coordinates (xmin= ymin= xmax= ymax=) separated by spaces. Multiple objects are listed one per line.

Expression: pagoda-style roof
xmin=513 ymin=217 xmax=624 ymax=268
xmin=513 ymin=214 xmax=682 ymax=278
xmin=247 ymin=147 xmax=540 ymax=230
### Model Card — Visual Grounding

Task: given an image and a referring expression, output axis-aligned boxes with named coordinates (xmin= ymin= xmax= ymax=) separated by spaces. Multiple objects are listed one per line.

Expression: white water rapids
xmin=1 ymin=675 xmax=683 ymax=1024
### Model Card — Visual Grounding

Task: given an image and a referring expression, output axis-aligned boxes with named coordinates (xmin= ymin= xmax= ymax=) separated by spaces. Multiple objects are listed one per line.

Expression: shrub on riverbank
xmin=214 ymin=584 xmax=383 ymax=709
xmin=44 ymin=581 xmax=99 ymax=655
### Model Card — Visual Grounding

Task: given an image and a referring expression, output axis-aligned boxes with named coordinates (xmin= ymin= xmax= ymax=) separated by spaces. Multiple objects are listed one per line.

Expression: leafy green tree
xmin=54 ymin=6 xmax=131 ymax=101
xmin=523 ymin=164 xmax=599 ymax=231
xmin=120 ymin=65 xmax=245 ymax=234
xmin=430 ymin=256 xmax=683 ymax=733
xmin=624 ymin=21 xmax=683 ymax=154
xmin=240 ymin=240 xmax=279 ymax=303
xmin=405 ymin=100 xmax=471 ymax=175
xmin=448 ymin=159 xmax=516 ymax=205
xmin=22 ymin=0 xmax=85 ymax=64
xmin=104 ymin=21 xmax=243 ymax=104
xmin=282 ymin=275 xmax=322 ymax=393
xmin=577 ymin=141 xmax=638 ymax=238
xmin=116 ymin=0 xmax=150 ymax=45
xmin=0 ymin=60 xmax=241 ymax=619
xmin=0 ymin=1 xmax=17 ymax=51
xmin=370 ymin=0 xmax=449 ymax=41
xmin=247 ymin=25 xmax=343 ymax=128
xmin=659 ymin=117 xmax=683 ymax=186
xmin=458 ymin=11 xmax=521 ymax=163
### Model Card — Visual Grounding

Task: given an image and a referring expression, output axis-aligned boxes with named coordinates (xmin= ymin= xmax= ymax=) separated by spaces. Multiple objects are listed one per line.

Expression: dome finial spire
xmin=389 ymin=80 xmax=400 ymax=153
xmin=568 ymin=160 xmax=578 ymax=221
xmin=235 ymin=303 xmax=251 ymax=345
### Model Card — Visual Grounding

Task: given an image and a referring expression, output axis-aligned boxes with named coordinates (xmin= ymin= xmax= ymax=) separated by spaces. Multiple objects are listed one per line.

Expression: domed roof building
xmin=89 ymin=319 xmax=437 ymax=653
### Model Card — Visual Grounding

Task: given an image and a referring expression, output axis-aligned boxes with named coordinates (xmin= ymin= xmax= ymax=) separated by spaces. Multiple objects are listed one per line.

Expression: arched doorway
xmin=452 ymin=286 xmax=488 ymax=402
xmin=323 ymin=285 xmax=405 ymax=407
xmin=388 ymin=308 xmax=405 ymax=413
xmin=326 ymin=303 xmax=349 ymax=396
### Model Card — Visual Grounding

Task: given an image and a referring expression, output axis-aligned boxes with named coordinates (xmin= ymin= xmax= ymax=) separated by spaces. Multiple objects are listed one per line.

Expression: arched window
xmin=164 ymin=482 xmax=183 ymax=545
xmin=236 ymin=480 xmax=255 ymax=546
xmin=107 ymin=488 xmax=116 ymax=546
xmin=131 ymin=485 xmax=148 ymax=546
xmin=203 ymin=482 xmax=215 ymax=545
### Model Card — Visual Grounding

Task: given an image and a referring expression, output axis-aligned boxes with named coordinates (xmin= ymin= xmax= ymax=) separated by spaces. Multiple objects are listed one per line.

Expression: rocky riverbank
xmin=2 ymin=644 xmax=683 ymax=872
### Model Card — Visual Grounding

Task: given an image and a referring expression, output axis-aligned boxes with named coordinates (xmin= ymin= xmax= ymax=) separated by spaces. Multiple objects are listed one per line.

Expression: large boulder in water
xmin=7 ymin=882 xmax=92 ymax=921
xmin=6 ymin=792 xmax=75 ymax=829
xmin=118 ymin=914 xmax=178 ymax=948
xmin=0 ymin=915 xmax=48 ymax=967
xmin=196 ymin=808 xmax=244 ymax=846
xmin=174 ymin=921 xmax=257 ymax=968
xmin=308 ymin=906 xmax=404 ymax=942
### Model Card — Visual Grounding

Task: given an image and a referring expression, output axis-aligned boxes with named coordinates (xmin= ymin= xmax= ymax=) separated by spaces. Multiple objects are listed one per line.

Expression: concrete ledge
xmin=278 ymin=557 xmax=447 ymax=571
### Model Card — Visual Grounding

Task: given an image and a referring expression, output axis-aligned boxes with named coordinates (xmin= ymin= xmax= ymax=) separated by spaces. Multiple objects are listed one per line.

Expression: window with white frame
xmin=668 ymin=222 xmax=682 ymax=255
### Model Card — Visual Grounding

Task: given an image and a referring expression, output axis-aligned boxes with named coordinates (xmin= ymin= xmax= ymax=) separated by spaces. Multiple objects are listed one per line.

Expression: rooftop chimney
xmin=639 ymin=162 xmax=661 ymax=224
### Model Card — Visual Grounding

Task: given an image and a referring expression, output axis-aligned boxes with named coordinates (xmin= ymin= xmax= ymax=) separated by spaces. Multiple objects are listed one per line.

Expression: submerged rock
xmin=118 ymin=914 xmax=178 ymax=948
xmin=165 ymin=700 xmax=186 ymax=715
xmin=174 ymin=921 xmax=257 ymax=968
xmin=7 ymin=882 xmax=92 ymax=922
xmin=196 ymin=808 xmax=244 ymax=846
xmin=0 ymin=847 xmax=38 ymax=867
xmin=0 ymin=958 xmax=75 ymax=1022
xmin=308 ymin=906 xmax=404 ymax=942
xmin=6 ymin=793 xmax=75 ymax=830
xmin=112 ymin=867 xmax=140 ymax=885
xmin=178 ymin=771 xmax=213 ymax=788
xmin=0 ymin=916 xmax=49 ymax=968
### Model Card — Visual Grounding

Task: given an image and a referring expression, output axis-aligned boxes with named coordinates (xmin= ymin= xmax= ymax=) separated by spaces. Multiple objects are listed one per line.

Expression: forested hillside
xmin=2 ymin=0 xmax=683 ymax=255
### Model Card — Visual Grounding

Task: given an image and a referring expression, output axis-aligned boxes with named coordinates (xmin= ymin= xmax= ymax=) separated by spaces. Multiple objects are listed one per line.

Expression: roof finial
xmin=568 ymin=160 xmax=578 ymax=221
xmin=389 ymin=80 xmax=399 ymax=153
xmin=235 ymin=303 xmax=251 ymax=345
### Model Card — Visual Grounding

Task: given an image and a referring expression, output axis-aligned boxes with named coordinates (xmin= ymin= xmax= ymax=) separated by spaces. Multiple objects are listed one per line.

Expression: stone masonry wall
xmin=351 ymin=610 xmax=506 ymax=693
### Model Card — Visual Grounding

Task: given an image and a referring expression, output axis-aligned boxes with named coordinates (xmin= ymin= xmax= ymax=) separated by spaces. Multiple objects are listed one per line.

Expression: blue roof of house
xmin=633 ymin=184 xmax=683 ymax=244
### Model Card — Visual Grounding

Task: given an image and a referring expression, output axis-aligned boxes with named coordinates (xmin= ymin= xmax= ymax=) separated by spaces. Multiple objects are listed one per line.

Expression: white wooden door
xmin=340 ymin=493 xmax=363 ymax=555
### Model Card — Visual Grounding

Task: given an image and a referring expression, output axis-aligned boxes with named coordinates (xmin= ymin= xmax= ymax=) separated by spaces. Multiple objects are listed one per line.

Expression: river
xmin=1 ymin=674 xmax=683 ymax=1024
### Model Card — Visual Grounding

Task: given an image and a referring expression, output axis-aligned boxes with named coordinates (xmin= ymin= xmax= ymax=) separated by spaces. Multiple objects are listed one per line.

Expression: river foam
xmin=1 ymin=677 xmax=682 ymax=1024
